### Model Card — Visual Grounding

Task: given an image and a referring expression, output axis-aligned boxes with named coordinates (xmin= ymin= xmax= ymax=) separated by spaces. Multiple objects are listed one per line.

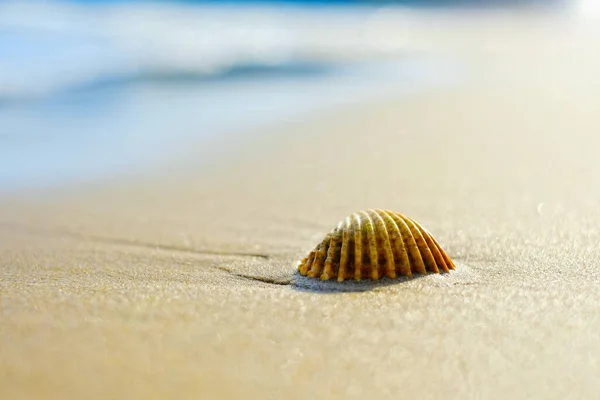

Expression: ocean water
xmin=0 ymin=1 xmax=467 ymax=191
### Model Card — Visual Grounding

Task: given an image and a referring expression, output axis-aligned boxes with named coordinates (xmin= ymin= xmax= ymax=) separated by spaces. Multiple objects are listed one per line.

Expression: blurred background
xmin=0 ymin=0 xmax=595 ymax=191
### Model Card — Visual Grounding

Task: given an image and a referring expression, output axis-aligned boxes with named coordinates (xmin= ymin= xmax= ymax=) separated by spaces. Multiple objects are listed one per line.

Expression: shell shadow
xmin=291 ymin=270 xmax=432 ymax=293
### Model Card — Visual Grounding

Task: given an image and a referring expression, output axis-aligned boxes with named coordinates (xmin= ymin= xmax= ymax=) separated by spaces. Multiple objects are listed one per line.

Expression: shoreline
xmin=0 ymin=55 xmax=460 ymax=193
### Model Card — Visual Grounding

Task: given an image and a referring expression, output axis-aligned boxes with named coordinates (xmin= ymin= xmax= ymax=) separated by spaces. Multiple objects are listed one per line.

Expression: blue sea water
xmin=0 ymin=0 xmax=468 ymax=191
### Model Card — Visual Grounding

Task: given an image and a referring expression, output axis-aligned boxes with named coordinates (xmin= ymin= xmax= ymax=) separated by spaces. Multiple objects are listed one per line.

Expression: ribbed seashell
xmin=297 ymin=209 xmax=455 ymax=281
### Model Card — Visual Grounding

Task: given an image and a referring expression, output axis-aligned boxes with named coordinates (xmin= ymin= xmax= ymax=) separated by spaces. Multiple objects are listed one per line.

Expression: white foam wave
xmin=0 ymin=1 xmax=415 ymax=99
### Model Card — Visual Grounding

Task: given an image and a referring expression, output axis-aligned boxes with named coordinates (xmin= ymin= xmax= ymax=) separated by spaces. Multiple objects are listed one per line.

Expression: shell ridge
xmin=369 ymin=209 xmax=397 ymax=279
xmin=420 ymin=228 xmax=450 ymax=273
xmin=400 ymin=215 xmax=439 ymax=274
xmin=337 ymin=217 xmax=352 ymax=282
xmin=378 ymin=209 xmax=412 ymax=277
xmin=308 ymin=236 xmax=329 ymax=278
xmin=298 ymin=250 xmax=315 ymax=275
xmin=322 ymin=229 xmax=342 ymax=280
xmin=388 ymin=211 xmax=427 ymax=275
xmin=411 ymin=219 xmax=454 ymax=270
xmin=430 ymin=234 xmax=455 ymax=270
xmin=358 ymin=211 xmax=380 ymax=280
xmin=352 ymin=213 xmax=363 ymax=281
xmin=404 ymin=216 xmax=452 ymax=271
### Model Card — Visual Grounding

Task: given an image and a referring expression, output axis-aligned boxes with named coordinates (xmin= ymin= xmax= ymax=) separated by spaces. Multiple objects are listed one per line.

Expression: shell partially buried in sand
xmin=298 ymin=209 xmax=455 ymax=281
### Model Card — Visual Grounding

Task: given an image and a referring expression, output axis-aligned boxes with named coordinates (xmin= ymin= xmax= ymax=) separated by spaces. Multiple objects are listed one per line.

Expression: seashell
xmin=297 ymin=209 xmax=455 ymax=281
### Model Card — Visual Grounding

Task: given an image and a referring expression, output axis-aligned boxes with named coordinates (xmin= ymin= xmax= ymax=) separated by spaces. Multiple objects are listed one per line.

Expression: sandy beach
xmin=3 ymin=8 xmax=600 ymax=399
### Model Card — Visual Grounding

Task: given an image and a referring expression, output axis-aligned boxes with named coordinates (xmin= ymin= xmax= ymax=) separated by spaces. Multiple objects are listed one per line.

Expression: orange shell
xmin=297 ymin=209 xmax=455 ymax=281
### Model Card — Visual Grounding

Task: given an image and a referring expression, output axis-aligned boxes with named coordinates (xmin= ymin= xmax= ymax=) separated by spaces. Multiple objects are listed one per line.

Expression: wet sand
xmin=2 ymin=10 xmax=600 ymax=399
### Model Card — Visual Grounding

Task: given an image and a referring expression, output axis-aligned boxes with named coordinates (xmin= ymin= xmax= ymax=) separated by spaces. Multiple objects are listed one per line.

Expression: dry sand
xmin=2 ymin=10 xmax=600 ymax=400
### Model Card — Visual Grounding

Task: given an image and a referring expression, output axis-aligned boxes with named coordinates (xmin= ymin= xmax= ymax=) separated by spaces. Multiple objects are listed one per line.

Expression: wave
xmin=0 ymin=1 xmax=414 ymax=100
